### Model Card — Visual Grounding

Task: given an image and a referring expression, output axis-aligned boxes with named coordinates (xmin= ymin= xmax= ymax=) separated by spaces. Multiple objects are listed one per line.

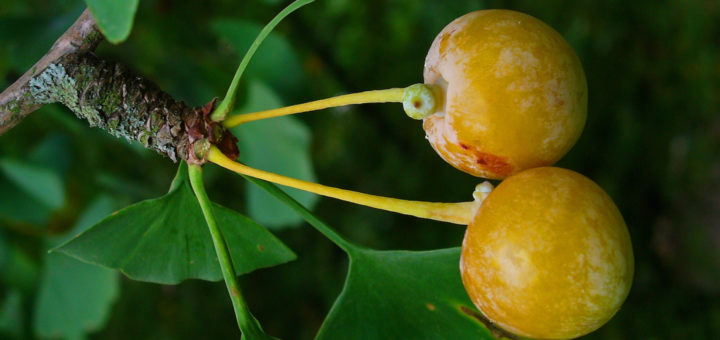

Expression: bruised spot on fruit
xmin=467 ymin=148 xmax=512 ymax=177
xmin=459 ymin=306 xmax=520 ymax=340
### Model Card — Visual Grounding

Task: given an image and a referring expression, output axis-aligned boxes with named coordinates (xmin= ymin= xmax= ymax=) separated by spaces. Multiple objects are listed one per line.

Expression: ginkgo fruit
xmin=422 ymin=10 xmax=587 ymax=179
xmin=460 ymin=167 xmax=633 ymax=339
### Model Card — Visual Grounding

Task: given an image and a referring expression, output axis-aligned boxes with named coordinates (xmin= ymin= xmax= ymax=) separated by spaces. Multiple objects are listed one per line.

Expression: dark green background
xmin=1 ymin=0 xmax=719 ymax=338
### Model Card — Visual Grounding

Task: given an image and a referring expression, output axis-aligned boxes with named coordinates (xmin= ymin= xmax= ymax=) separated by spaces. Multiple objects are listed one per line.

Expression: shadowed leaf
xmin=212 ymin=19 xmax=303 ymax=92
xmin=33 ymin=252 xmax=119 ymax=339
xmin=0 ymin=158 xmax=64 ymax=210
xmin=0 ymin=175 xmax=53 ymax=225
xmin=233 ymin=81 xmax=318 ymax=229
xmin=0 ymin=289 xmax=23 ymax=337
xmin=34 ymin=197 xmax=119 ymax=339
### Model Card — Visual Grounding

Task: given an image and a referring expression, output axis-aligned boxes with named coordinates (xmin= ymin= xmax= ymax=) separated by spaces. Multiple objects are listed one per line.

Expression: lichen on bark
xmin=28 ymin=52 xmax=238 ymax=163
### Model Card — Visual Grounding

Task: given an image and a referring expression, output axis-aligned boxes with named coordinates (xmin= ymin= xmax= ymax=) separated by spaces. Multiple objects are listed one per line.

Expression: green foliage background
xmin=1 ymin=0 xmax=719 ymax=338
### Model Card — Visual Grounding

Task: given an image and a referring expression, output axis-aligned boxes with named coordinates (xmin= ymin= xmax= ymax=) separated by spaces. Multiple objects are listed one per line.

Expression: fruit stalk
xmin=222 ymin=83 xmax=439 ymax=128
xmin=207 ymin=146 xmax=489 ymax=225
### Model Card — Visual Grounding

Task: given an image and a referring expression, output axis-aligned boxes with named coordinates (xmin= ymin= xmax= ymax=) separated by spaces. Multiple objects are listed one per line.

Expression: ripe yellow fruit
xmin=460 ymin=167 xmax=633 ymax=339
xmin=423 ymin=10 xmax=587 ymax=179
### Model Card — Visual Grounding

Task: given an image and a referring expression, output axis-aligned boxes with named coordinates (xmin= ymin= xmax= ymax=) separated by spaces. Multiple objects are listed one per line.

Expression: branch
xmin=0 ymin=9 xmax=239 ymax=164
xmin=0 ymin=8 xmax=102 ymax=135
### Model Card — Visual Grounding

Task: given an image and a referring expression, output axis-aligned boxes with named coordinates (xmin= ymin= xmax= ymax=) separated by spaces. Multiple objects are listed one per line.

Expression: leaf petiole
xmin=211 ymin=0 xmax=315 ymax=122
xmin=188 ymin=164 xmax=272 ymax=339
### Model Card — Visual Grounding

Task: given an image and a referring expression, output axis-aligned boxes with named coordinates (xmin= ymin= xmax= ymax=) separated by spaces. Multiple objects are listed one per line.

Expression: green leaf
xmin=28 ymin=133 xmax=72 ymax=178
xmin=54 ymin=195 xmax=118 ymax=246
xmin=244 ymin=178 xmax=496 ymax=339
xmin=0 ymin=10 xmax=81 ymax=70
xmin=0 ymin=158 xmax=65 ymax=210
xmin=212 ymin=19 xmax=303 ymax=92
xmin=0 ymin=289 xmax=23 ymax=337
xmin=56 ymin=163 xmax=296 ymax=284
xmin=33 ymin=252 xmax=118 ymax=339
xmin=317 ymin=248 xmax=495 ymax=339
xmin=34 ymin=196 xmax=120 ymax=339
xmin=0 ymin=231 xmax=6 ymax=270
xmin=0 ymin=175 xmax=52 ymax=225
xmin=0 ymin=134 xmax=71 ymax=225
xmin=0 ymin=245 xmax=39 ymax=292
xmin=85 ymin=0 xmax=139 ymax=44
xmin=234 ymin=81 xmax=318 ymax=229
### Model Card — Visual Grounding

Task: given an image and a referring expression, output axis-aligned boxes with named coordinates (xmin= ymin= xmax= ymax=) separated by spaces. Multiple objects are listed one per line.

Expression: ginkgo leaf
xmin=56 ymin=163 xmax=296 ymax=284
xmin=244 ymin=177 xmax=500 ymax=339
xmin=85 ymin=0 xmax=139 ymax=44
xmin=317 ymin=248 xmax=498 ymax=339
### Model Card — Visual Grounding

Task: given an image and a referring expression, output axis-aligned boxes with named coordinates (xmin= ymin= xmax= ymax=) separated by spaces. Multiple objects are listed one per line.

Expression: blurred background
xmin=0 ymin=0 xmax=719 ymax=338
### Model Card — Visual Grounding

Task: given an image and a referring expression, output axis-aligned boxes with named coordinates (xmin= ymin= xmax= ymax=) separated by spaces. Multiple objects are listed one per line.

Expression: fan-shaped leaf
xmin=244 ymin=177 xmax=497 ymax=338
xmin=317 ymin=248 xmax=497 ymax=339
xmin=85 ymin=0 xmax=139 ymax=44
xmin=56 ymin=163 xmax=296 ymax=284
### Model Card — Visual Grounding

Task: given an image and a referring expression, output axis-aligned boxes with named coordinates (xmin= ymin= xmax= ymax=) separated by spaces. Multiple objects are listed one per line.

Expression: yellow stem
xmin=223 ymin=88 xmax=406 ymax=128
xmin=207 ymin=146 xmax=481 ymax=225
